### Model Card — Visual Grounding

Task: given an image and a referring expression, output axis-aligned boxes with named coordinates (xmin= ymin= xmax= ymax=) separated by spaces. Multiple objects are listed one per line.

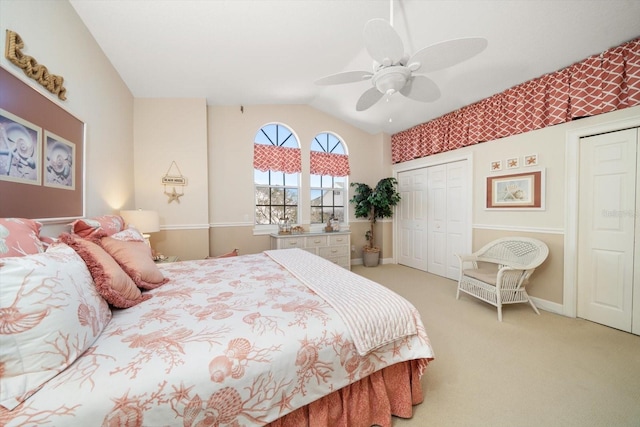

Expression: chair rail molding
xmin=473 ymin=224 xmax=564 ymax=234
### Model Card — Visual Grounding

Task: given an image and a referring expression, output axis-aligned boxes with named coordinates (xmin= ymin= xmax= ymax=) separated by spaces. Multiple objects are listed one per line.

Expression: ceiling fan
xmin=315 ymin=13 xmax=488 ymax=112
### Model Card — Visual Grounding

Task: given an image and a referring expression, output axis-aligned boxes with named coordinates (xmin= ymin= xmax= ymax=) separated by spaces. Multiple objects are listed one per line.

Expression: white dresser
xmin=270 ymin=231 xmax=351 ymax=269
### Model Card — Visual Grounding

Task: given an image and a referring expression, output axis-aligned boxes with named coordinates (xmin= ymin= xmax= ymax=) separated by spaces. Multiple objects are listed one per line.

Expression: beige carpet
xmin=352 ymin=264 xmax=640 ymax=427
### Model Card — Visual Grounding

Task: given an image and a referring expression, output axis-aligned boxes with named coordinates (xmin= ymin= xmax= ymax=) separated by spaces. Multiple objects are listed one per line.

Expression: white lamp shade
xmin=120 ymin=209 xmax=160 ymax=234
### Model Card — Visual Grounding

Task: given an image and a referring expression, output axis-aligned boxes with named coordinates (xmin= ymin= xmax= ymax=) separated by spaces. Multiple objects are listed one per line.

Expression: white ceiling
xmin=69 ymin=0 xmax=640 ymax=135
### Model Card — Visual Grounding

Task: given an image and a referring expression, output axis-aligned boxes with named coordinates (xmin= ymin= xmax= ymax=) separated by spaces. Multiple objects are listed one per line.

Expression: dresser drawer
xmin=319 ymin=245 xmax=348 ymax=258
xmin=329 ymin=234 xmax=349 ymax=246
xmin=278 ymin=237 xmax=304 ymax=248
xmin=305 ymin=235 xmax=328 ymax=248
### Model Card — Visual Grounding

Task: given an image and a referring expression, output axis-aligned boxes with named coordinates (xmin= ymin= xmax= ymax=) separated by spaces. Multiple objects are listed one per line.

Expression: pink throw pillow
xmin=70 ymin=215 xmax=125 ymax=238
xmin=0 ymin=218 xmax=44 ymax=257
xmin=99 ymin=236 xmax=169 ymax=290
xmin=59 ymin=234 xmax=150 ymax=308
xmin=0 ymin=243 xmax=111 ymax=410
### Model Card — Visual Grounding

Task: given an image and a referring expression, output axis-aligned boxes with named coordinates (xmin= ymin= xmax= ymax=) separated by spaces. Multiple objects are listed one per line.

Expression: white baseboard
xmin=350 ymin=257 xmax=393 ymax=266
xmin=530 ymin=296 xmax=565 ymax=316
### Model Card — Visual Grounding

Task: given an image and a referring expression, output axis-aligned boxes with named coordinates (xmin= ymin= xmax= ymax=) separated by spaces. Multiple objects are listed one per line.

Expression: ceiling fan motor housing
xmin=372 ymin=65 xmax=410 ymax=95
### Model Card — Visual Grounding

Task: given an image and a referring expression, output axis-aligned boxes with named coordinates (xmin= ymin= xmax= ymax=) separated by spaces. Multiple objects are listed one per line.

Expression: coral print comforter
xmin=2 ymin=248 xmax=434 ymax=427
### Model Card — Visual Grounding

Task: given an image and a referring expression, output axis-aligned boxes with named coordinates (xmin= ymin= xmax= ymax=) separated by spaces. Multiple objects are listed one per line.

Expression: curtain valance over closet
xmin=391 ymin=37 xmax=640 ymax=164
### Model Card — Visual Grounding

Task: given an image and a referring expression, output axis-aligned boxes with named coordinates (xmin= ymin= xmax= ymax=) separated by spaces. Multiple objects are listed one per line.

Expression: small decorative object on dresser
xmin=325 ymin=214 xmax=340 ymax=232
xmin=270 ymin=231 xmax=351 ymax=269
xmin=278 ymin=216 xmax=291 ymax=234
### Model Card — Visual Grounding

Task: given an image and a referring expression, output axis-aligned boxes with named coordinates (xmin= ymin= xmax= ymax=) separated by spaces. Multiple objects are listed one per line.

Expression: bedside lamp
xmin=119 ymin=209 xmax=160 ymax=247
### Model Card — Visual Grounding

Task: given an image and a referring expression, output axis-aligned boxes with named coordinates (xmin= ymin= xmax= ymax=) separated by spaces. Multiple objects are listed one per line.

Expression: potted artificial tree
xmin=349 ymin=177 xmax=401 ymax=267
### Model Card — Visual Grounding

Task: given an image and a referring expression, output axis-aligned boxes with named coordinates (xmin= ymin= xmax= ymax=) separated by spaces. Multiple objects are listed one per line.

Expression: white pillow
xmin=110 ymin=226 xmax=146 ymax=242
xmin=0 ymin=243 xmax=112 ymax=410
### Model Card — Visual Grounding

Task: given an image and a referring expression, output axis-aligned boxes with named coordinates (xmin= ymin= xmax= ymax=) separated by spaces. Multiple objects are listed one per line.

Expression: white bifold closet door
xmin=577 ymin=127 xmax=639 ymax=335
xmin=397 ymin=168 xmax=428 ymax=270
xmin=397 ymin=160 xmax=469 ymax=280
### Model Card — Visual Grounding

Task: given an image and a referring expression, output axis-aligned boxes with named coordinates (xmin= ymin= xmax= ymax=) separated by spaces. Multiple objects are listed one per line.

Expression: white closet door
xmin=397 ymin=169 xmax=428 ymax=270
xmin=427 ymin=164 xmax=447 ymax=277
xmin=445 ymin=161 xmax=467 ymax=280
xmin=397 ymin=160 xmax=469 ymax=280
xmin=577 ymin=128 xmax=637 ymax=333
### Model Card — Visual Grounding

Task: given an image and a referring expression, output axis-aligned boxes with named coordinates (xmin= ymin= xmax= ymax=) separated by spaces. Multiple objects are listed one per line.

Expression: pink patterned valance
xmin=253 ymin=144 xmax=301 ymax=174
xmin=310 ymin=152 xmax=350 ymax=177
xmin=392 ymin=37 xmax=640 ymax=164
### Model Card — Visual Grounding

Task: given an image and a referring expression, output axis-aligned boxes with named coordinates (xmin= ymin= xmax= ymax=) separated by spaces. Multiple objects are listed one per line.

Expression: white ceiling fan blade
xmin=315 ymin=70 xmax=373 ymax=85
xmin=407 ymin=37 xmax=488 ymax=74
xmin=356 ymin=87 xmax=384 ymax=111
xmin=400 ymin=75 xmax=441 ymax=102
xmin=363 ymin=18 xmax=405 ymax=66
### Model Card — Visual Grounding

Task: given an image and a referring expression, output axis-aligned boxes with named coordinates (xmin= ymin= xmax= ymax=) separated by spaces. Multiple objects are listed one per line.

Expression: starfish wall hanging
xmin=161 ymin=161 xmax=187 ymax=204
xmin=165 ymin=187 xmax=184 ymax=204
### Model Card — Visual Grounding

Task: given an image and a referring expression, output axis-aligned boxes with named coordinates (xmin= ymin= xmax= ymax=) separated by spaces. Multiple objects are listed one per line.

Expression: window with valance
xmin=253 ymin=124 xmax=300 ymax=225
xmin=309 ymin=132 xmax=349 ymax=224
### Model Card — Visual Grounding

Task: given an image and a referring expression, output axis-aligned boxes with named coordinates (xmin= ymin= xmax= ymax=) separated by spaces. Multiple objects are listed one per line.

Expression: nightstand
xmin=154 ymin=255 xmax=179 ymax=264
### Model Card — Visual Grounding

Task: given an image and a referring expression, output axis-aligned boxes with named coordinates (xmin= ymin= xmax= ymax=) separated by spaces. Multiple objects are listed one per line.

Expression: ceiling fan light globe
xmin=408 ymin=62 xmax=421 ymax=72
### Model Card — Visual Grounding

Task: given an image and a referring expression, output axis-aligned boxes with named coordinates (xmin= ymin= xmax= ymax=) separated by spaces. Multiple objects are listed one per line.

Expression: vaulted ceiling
xmin=70 ymin=0 xmax=640 ymax=135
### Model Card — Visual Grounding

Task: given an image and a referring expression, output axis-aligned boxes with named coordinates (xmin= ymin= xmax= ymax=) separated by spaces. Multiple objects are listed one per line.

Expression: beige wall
xmin=1 ymin=0 xmax=135 ymax=226
xmin=133 ymin=99 xmax=209 ymax=260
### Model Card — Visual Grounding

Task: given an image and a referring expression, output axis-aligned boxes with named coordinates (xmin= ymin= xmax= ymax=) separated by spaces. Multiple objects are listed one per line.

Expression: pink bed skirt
xmin=266 ymin=358 xmax=429 ymax=427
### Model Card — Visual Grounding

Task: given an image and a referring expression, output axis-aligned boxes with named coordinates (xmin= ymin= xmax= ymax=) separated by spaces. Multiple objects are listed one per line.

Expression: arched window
xmin=310 ymin=132 xmax=349 ymax=224
xmin=253 ymin=124 xmax=301 ymax=225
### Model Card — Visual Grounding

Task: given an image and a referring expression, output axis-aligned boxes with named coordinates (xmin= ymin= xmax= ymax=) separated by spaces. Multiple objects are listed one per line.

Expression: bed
xmin=0 ymin=217 xmax=434 ymax=427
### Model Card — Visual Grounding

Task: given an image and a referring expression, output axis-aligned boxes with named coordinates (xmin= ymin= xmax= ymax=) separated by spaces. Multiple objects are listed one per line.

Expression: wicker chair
xmin=455 ymin=237 xmax=549 ymax=321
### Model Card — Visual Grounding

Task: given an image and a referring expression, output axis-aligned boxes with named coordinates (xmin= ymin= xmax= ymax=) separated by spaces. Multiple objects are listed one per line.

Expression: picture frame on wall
xmin=0 ymin=108 xmax=42 ymax=186
xmin=486 ymin=169 xmax=545 ymax=210
xmin=44 ymin=130 xmax=75 ymax=190
xmin=524 ymin=154 xmax=538 ymax=166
